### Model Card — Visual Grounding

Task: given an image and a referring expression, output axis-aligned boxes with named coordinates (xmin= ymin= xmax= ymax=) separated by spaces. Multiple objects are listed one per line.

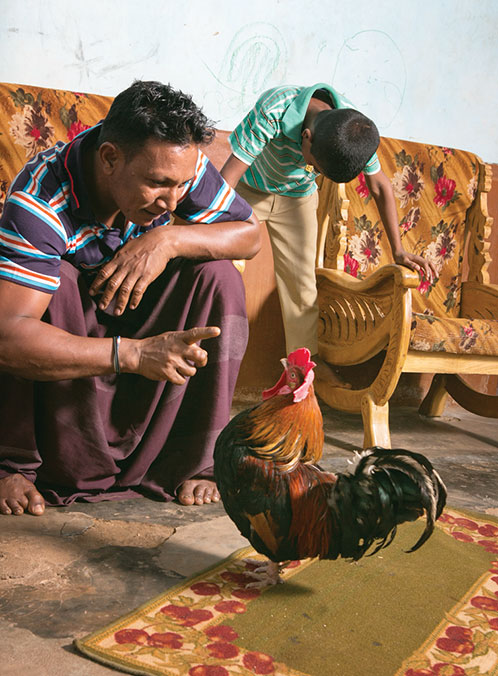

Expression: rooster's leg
xmin=242 ymin=558 xmax=287 ymax=587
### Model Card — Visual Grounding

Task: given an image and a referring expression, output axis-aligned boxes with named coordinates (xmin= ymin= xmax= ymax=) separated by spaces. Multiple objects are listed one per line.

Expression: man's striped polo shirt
xmin=229 ymin=83 xmax=381 ymax=198
xmin=0 ymin=124 xmax=252 ymax=294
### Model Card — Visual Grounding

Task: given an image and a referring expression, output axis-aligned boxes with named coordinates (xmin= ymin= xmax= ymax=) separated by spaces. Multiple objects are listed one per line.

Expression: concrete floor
xmin=1 ymin=401 xmax=497 ymax=676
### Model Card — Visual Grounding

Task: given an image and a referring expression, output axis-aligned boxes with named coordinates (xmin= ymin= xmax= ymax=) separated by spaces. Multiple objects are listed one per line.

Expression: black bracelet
xmin=113 ymin=335 xmax=121 ymax=375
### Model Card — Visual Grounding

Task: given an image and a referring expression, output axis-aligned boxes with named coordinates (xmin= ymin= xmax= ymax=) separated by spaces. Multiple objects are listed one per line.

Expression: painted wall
xmin=1 ymin=0 xmax=497 ymax=161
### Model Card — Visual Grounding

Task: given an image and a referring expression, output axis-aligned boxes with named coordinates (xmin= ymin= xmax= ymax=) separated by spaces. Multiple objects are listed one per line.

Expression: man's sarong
xmin=0 ymin=257 xmax=248 ymax=505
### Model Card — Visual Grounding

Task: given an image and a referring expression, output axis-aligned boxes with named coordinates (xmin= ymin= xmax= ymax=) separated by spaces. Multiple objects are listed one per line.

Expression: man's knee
xmin=193 ymin=260 xmax=246 ymax=306
xmin=42 ymin=262 xmax=93 ymax=334
xmin=192 ymin=260 xmax=248 ymax=359
xmin=195 ymin=259 xmax=243 ymax=283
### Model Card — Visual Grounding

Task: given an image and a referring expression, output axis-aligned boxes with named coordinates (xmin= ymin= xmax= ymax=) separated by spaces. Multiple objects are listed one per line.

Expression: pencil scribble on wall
xmin=327 ymin=30 xmax=407 ymax=129
xmin=44 ymin=10 xmax=159 ymax=86
xmin=203 ymin=22 xmax=287 ymax=119
xmin=68 ymin=37 xmax=160 ymax=84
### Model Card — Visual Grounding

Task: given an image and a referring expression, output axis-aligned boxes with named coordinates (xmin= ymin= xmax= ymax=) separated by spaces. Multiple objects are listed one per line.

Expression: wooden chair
xmin=314 ymin=136 xmax=498 ymax=448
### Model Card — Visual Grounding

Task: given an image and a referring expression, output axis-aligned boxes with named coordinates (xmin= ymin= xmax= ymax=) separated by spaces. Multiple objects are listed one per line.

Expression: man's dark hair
xmin=311 ymin=108 xmax=380 ymax=183
xmin=98 ymin=80 xmax=215 ymax=156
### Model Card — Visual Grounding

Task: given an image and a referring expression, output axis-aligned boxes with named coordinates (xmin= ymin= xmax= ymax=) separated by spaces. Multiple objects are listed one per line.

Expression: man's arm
xmin=365 ymin=170 xmax=437 ymax=282
xmin=0 ymin=279 xmax=220 ymax=383
xmin=90 ymin=210 xmax=260 ymax=315
xmin=91 ymin=149 xmax=261 ymax=315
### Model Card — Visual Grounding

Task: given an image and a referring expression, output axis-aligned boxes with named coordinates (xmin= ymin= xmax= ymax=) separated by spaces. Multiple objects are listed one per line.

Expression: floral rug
xmin=74 ymin=509 xmax=498 ymax=676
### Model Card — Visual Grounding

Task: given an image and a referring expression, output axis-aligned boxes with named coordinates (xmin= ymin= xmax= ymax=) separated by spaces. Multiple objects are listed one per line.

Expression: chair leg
xmin=361 ymin=394 xmax=391 ymax=449
xmin=419 ymin=374 xmax=449 ymax=417
xmin=444 ymin=374 xmax=498 ymax=418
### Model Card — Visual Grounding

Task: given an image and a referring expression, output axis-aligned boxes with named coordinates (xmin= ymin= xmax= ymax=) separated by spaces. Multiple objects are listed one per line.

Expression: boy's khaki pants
xmin=237 ymin=182 xmax=320 ymax=356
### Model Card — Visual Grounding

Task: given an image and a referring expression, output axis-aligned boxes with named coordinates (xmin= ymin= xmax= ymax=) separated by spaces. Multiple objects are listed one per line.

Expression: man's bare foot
xmin=177 ymin=478 xmax=220 ymax=506
xmin=0 ymin=473 xmax=45 ymax=516
xmin=312 ymin=354 xmax=352 ymax=389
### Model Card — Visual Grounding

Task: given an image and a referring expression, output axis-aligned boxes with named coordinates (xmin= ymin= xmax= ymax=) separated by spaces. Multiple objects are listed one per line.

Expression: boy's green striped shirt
xmin=229 ymin=83 xmax=380 ymax=198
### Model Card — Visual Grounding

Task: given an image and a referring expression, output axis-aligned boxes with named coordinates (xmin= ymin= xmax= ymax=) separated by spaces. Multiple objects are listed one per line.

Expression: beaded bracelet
xmin=113 ymin=335 xmax=121 ymax=375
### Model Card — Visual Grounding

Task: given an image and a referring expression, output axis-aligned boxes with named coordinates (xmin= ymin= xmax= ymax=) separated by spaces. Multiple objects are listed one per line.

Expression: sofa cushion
xmin=410 ymin=311 xmax=498 ymax=355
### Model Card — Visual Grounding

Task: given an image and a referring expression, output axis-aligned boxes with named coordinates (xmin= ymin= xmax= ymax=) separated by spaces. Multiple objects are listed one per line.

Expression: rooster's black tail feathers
xmin=327 ymin=447 xmax=447 ymax=561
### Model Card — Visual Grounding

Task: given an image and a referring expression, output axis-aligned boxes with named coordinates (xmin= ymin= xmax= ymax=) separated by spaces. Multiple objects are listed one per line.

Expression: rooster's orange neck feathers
xmin=239 ymin=386 xmax=324 ymax=472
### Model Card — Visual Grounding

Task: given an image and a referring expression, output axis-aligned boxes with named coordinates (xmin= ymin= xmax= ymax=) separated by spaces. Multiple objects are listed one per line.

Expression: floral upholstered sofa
xmin=0 ymin=83 xmax=113 ymax=210
xmin=315 ymin=135 xmax=498 ymax=447
xmin=0 ymin=81 xmax=233 ymax=212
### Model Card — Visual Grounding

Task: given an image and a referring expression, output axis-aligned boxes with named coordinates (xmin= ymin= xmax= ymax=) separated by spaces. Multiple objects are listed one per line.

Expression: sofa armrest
xmin=316 ymin=263 xmax=420 ymax=292
xmin=316 ymin=263 xmax=417 ymax=366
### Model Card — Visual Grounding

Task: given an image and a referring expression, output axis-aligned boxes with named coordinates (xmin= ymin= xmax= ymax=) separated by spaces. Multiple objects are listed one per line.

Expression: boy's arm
xmin=222 ymin=91 xmax=279 ymax=188
xmin=365 ymin=170 xmax=437 ymax=282
xmin=220 ymin=154 xmax=251 ymax=189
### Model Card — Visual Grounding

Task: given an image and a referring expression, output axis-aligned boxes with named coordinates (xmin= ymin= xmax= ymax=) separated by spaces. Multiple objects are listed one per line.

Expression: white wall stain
xmin=330 ymin=30 xmax=407 ymax=130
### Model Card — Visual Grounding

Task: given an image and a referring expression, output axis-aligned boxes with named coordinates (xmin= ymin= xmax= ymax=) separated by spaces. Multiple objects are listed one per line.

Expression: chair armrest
xmin=316 ymin=263 xmax=420 ymax=292
xmin=460 ymin=281 xmax=498 ymax=319
xmin=316 ymin=264 xmax=417 ymax=365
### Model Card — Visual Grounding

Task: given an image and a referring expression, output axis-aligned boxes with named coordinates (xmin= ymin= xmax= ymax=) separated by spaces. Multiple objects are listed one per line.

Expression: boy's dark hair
xmin=98 ymin=80 xmax=215 ymax=156
xmin=311 ymin=108 xmax=380 ymax=183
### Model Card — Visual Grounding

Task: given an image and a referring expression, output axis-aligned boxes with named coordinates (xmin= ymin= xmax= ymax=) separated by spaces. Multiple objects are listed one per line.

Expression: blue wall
xmin=1 ymin=0 xmax=497 ymax=161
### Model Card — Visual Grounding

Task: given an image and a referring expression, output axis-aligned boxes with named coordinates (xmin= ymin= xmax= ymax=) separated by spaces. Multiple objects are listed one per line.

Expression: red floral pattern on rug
xmin=75 ymin=510 xmax=498 ymax=676
xmin=77 ymin=551 xmax=310 ymax=675
xmin=398 ymin=510 xmax=498 ymax=676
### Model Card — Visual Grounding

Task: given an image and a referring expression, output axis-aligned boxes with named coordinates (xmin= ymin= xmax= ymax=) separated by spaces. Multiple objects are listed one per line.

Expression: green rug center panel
xmin=227 ymin=521 xmax=494 ymax=676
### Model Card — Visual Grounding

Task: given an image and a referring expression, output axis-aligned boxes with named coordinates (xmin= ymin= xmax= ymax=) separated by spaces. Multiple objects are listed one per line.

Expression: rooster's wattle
xmin=214 ymin=348 xmax=447 ymax=583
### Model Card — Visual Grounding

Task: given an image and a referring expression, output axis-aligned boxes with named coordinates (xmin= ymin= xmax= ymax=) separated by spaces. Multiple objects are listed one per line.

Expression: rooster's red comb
xmin=262 ymin=347 xmax=316 ymax=402
xmin=287 ymin=347 xmax=315 ymax=374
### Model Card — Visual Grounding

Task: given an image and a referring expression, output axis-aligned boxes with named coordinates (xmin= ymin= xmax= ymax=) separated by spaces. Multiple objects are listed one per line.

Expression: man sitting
xmin=0 ymin=80 xmax=260 ymax=515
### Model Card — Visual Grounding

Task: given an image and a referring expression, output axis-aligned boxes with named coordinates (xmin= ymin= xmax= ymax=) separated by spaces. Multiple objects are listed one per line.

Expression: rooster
xmin=214 ymin=348 xmax=446 ymax=585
